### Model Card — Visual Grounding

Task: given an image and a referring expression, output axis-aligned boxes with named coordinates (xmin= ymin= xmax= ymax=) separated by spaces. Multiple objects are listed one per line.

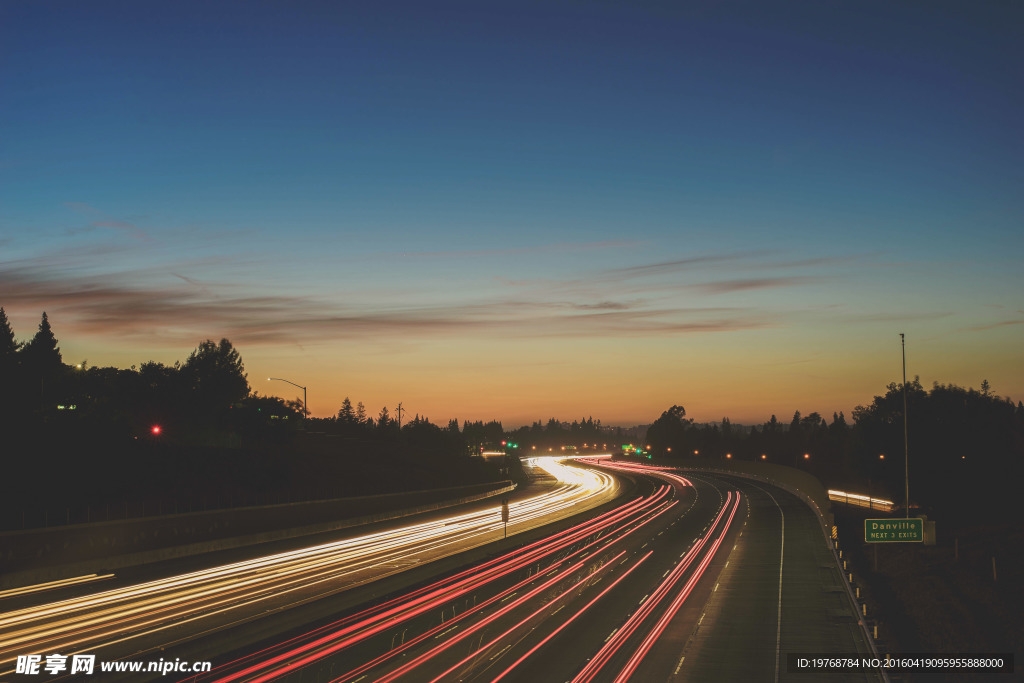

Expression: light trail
xmin=205 ymin=480 xmax=678 ymax=683
xmin=571 ymin=488 xmax=740 ymax=683
xmin=422 ymin=549 xmax=632 ymax=683
xmin=612 ymin=490 xmax=741 ymax=682
xmin=365 ymin=499 xmax=676 ymax=683
xmin=489 ymin=551 xmax=654 ymax=683
xmin=0 ymin=458 xmax=617 ymax=676
xmin=0 ymin=574 xmax=115 ymax=601
xmin=209 ymin=459 xmax=699 ymax=683
xmin=828 ymin=489 xmax=895 ymax=511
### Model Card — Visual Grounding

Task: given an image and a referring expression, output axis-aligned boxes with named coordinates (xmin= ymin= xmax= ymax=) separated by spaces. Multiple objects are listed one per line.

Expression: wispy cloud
xmin=63 ymin=202 xmax=151 ymax=241
xmin=0 ymin=262 xmax=773 ymax=347
xmin=390 ymin=240 xmax=643 ymax=260
xmin=604 ymin=252 xmax=765 ymax=279
xmin=495 ymin=250 xmax=865 ymax=299
xmin=963 ymin=319 xmax=1024 ymax=332
xmin=695 ymin=276 xmax=820 ymax=294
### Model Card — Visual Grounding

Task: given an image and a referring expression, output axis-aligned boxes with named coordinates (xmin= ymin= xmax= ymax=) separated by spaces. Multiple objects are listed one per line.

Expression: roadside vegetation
xmin=0 ymin=309 xmax=502 ymax=530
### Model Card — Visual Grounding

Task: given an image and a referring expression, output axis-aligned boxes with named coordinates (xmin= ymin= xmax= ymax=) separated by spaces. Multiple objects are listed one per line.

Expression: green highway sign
xmin=864 ymin=518 xmax=924 ymax=543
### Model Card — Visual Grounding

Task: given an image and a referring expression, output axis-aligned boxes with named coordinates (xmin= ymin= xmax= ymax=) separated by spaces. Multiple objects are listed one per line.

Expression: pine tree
xmin=21 ymin=312 xmax=62 ymax=370
xmin=0 ymin=307 xmax=21 ymax=410
xmin=337 ymin=397 xmax=355 ymax=423
xmin=356 ymin=401 xmax=367 ymax=424
xmin=0 ymin=307 xmax=20 ymax=363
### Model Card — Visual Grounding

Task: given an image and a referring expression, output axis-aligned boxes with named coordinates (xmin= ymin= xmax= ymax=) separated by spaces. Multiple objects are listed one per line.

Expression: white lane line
xmin=746 ymin=481 xmax=786 ymax=683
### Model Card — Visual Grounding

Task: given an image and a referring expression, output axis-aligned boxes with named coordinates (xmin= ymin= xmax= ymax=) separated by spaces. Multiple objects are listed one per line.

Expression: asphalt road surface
xmin=3 ymin=460 xmax=882 ymax=682
xmin=185 ymin=461 xmax=882 ymax=683
xmin=0 ymin=458 xmax=620 ymax=680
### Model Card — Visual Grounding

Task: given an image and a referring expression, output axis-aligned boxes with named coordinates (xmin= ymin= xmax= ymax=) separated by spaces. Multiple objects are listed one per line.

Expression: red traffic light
xmin=151 ymin=425 xmax=162 ymax=435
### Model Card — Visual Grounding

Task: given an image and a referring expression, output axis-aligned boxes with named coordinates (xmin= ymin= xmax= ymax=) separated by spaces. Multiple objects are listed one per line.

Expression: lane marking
xmin=746 ymin=481 xmax=786 ymax=683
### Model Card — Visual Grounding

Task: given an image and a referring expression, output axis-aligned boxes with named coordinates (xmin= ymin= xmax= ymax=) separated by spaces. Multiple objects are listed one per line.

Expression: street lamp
xmin=900 ymin=333 xmax=910 ymax=518
xmin=268 ymin=377 xmax=308 ymax=417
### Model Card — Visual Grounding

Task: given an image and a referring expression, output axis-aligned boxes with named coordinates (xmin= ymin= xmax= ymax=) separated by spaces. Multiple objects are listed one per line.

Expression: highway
xmin=189 ymin=459 xmax=737 ymax=682
xmin=0 ymin=458 xmax=618 ymax=678
xmin=3 ymin=459 xmax=883 ymax=682
xmin=188 ymin=461 xmax=883 ymax=682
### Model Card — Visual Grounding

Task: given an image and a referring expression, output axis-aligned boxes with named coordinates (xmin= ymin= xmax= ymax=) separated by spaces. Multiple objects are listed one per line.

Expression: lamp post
xmin=268 ymin=377 xmax=307 ymax=418
xmin=900 ymin=333 xmax=909 ymax=518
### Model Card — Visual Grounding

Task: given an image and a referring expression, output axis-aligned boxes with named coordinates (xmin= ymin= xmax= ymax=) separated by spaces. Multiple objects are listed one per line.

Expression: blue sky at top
xmin=1 ymin=0 xmax=1021 ymax=422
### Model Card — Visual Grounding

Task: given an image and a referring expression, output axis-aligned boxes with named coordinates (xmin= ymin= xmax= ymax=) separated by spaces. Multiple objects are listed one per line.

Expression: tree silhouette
xmin=181 ymin=339 xmax=249 ymax=417
xmin=0 ymin=307 xmax=19 ymax=360
xmin=21 ymin=312 xmax=62 ymax=371
xmin=337 ymin=397 xmax=355 ymax=424
xmin=0 ymin=307 xmax=22 ymax=414
xmin=646 ymin=405 xmax=691 ymax=454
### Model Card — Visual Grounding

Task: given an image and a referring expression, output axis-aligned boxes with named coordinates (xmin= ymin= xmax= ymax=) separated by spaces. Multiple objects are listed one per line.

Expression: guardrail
xmin=0 ymin=481 xmax=516 ymax=590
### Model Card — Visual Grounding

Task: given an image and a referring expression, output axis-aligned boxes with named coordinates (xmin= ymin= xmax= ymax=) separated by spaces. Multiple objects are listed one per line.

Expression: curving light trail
xmin=202 ymin=479 xmax=678 ymax=683
xmin=0 ymin=458 xmax=616 ymax=676
xmin=202 ymin=458 xmax=717 ymax=683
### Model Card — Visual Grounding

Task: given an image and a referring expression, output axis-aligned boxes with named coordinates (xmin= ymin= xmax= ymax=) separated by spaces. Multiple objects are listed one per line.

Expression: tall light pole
xmin=268 ymin=377 xmax=307 ymax=418
xmin=900 ymin=333 xmax=909 ymax=518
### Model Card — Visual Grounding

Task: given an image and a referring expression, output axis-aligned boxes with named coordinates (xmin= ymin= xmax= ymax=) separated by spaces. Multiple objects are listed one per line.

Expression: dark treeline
xmin=646 ymin=381 xmax=1024 ymax=520
xmin=311 ymin=410 xmax=640 ymax=456
xmin=4 ymin=308 xmax=1020 ymax=526
xmin=0 ymin=310 xmax=501 ymax=528
xmin=505 ymin=418 xmax=642 ymax=452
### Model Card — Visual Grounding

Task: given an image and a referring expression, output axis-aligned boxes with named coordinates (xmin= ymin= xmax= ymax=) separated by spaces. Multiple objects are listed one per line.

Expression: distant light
xmin=726 ymin=453 xmax=732 ymax=459
xmin=694 ymin=450 xmax=699 ymax=455
xmin=804 ymin=453 xmax=810 ymax=459
xmin=667 ymin=447 xmax=672 ymax=452
xmin=501 ymin=440 xmax=506 ymax=446
xmin=151 ymin=425 xmax=162 ymax=435
xmin=879 ymin=454 xmax=885 ymax=460
xmin=761 ymin=454 xmax=767 ymax=460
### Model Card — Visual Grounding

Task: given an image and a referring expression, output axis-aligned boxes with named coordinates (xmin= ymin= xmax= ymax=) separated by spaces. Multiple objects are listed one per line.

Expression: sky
xmin=2 ymin=0 xmax=1022 ymax=426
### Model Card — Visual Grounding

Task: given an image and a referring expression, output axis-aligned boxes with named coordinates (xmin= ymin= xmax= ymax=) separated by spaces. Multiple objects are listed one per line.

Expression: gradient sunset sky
xmin=2 ymin=1 xmax=1021 ymax=425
